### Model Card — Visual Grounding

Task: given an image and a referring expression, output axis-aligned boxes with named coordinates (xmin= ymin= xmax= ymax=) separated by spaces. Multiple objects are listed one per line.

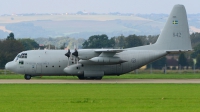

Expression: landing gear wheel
xmin=86 ymin=77 xmax=102 ymax=80
xmin=24 ymin=74 xmax=31 ymax=80
xmin=87 ymin=77 xmax=95 ymax=80
xmin=77 ymin=75 xmax=85 ymax=80
xmin=95 ymin=77 xmax=102 ymax=80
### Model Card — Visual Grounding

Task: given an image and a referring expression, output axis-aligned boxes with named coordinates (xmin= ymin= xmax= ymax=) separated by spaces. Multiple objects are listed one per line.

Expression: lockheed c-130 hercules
xmin=5 ymin=5 xmax=192 ymax=80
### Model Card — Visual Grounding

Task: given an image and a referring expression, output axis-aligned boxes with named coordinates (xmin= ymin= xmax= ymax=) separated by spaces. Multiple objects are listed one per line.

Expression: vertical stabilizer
xmin=155 ymin=4 xmax=192 ymax=51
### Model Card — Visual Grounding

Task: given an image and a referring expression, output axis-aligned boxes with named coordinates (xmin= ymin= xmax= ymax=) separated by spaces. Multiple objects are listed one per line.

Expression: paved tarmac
xmin=1 ymin=79 xmax=200 ymax=84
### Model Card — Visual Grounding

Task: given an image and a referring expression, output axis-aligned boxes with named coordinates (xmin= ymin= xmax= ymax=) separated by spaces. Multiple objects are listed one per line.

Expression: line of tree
xmin=82 ymin=34 xmax=150 ymax=48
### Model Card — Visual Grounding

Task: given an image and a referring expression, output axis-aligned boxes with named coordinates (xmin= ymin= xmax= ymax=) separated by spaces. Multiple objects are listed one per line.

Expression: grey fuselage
xmin=7 ymin=49 xmax=167 ymax=76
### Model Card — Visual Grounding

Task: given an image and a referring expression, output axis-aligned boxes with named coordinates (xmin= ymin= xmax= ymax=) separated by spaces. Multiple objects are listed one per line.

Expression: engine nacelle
xmin=77 ymin=49 xmax=100 ymax=60
xmin=63 ymin=64 xmax=104 ymax=77
xmin=63 ymin=64 xmax=83 ymax=75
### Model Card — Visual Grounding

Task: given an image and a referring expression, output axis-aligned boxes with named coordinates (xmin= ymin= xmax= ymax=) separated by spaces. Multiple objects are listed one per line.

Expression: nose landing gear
xmin=24 ymin=74 xmax=32 ymax=80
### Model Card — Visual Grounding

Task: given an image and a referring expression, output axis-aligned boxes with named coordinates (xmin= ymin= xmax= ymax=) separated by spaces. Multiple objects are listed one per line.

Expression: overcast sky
xmin=0 ymin=0 xmax=199 ymax=15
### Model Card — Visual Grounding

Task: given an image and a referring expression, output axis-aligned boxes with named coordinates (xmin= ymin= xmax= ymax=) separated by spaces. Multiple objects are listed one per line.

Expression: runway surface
xmin=1 ymin=79 xmax=200 ymax=84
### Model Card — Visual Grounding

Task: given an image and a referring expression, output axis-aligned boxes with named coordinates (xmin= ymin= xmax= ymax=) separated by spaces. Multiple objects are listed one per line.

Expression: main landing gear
xmin=77 ymin=75 xmax=102 ymax=80
xmin=24 ymin=74 xmax=32 ymax=80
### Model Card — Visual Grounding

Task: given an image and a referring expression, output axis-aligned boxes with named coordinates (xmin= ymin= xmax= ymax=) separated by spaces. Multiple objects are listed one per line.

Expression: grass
xmin=1 ymin=69 xmax=200 ymax=79
xmin=0 ymin=84 xmax=200 ymax=112
xmin=1 ymin=73 xmax=200 ymax=79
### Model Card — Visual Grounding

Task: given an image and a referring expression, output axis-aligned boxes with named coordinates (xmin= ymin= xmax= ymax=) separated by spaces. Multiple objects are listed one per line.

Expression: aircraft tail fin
xmin=154 ymin=4 xmax=192 ymax=51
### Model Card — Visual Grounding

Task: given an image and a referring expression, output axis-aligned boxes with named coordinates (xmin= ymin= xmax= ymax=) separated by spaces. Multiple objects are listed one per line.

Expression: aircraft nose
xmin=5 ymin=62 xmax=12 ymax=70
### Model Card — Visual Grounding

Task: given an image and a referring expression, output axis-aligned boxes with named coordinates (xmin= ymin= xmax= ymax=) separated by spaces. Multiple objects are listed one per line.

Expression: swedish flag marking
xmin=173 ymin=20 xmax=178 ymax=24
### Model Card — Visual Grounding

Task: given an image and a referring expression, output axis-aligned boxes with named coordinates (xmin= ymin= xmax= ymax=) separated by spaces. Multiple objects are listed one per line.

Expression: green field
xmin=1 ymin=69 xmax=200 ymax=80
xmin=0 ymin=84 xmax=200 ymax=112
xmin=1 ymin=73 xmax=200 ymax=79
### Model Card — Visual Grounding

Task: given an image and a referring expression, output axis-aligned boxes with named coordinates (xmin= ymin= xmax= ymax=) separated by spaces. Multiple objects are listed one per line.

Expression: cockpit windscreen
xmin=14 ymin=53 xmax=27 ymax=61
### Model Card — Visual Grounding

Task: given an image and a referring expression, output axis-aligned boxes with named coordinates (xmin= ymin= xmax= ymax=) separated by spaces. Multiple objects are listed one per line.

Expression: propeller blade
xmin=65 ymin=49 xmax=71 ymax=66
xmin=65 ymin=49 xmax=71 ymax=58
xmin=72 ymin=49 xmax=79 ymax=64
xmin=72 ymin=49 xmax=78 ymax=57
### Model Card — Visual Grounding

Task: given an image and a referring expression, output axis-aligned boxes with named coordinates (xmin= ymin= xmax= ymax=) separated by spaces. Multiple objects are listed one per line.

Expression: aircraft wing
xmin=95 ymin=49 xmax=124 ymax=53
xmin=94 ymin=49 xmax=125 ymax=57
xmin=87 ymin=49 xmax=126 ymax=64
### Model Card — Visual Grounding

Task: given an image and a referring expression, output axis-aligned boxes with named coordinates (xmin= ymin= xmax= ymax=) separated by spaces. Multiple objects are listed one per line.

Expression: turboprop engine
xmin=64 ymin=64 xmax=83 ymax=75
xmin=63 ymin=64 xmax=104 ymax=78
xmin=65 ymin=49 xmax=126 ymax=65
xmin=63 ymin=49 xmax=126 ymax=76
xmin=81 ymin=49 xmax=125 ymax=64
xmin=77 ymin=49 xmax=100 ymax=60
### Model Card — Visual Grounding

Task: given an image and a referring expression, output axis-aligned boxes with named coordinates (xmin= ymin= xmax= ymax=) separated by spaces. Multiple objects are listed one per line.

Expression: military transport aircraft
xmin=5 ymin=5 xmax=192 ymax=80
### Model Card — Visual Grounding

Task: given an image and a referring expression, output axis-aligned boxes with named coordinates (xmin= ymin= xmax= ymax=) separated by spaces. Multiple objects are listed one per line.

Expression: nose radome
xmin=5 ymin=63 xmax=8 ymax=70
xmin=5 ymin=62 xmax=12 ymax=70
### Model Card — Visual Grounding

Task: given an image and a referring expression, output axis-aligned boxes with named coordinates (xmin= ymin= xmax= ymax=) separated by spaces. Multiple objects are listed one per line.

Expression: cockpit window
xmin=19 ymin=53 xmax=27 ymax=59
xmin=14 ymin=53 xmax=27 ymax=61
xmin=14 ymin=54 xmax=20 ymax=61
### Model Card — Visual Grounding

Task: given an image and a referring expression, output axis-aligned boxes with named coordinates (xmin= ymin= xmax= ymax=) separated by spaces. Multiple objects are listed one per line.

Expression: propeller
xmin=72 ymin=48 xmax=79 ymax=64
xmin=65 ymin=49 xmax=71 ymax=66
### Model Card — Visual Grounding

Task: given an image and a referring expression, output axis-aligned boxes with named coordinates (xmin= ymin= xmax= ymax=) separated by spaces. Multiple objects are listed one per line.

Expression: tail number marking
xmin=173 ymin=32 xmax=181 ymax=37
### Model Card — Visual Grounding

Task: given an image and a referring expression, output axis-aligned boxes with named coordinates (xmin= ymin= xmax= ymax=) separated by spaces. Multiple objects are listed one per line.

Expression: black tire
xmin=95 ymin=77 xmax=102 ymax=80
xmin=24 ymin=74 xmax=31 ymax=80
xmin=77 ymin=75 xmax=85 ymax=80
xmin=85 ymin=77 xmax=94 ymax=80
